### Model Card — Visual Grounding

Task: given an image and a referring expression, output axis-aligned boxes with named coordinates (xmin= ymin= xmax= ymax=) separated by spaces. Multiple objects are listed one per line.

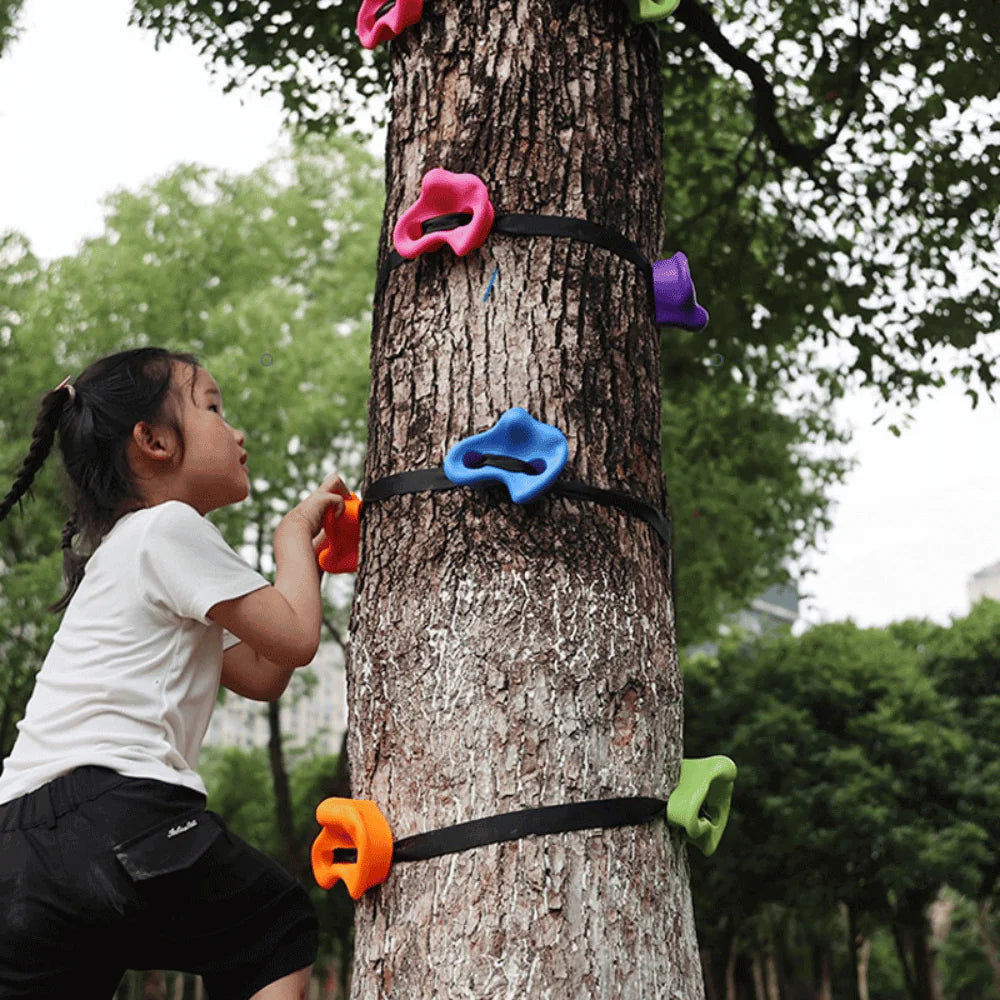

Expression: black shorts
xmin=0 ymin=766 xmax=318 ymax=1000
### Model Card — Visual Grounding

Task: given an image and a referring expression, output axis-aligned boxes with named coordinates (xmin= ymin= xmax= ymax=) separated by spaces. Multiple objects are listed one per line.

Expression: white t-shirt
xmin=0 ymin=500 xmax=271 ymax=804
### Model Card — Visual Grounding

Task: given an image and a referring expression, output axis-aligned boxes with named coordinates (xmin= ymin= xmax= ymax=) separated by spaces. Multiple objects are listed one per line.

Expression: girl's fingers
xmin=321 ymin=472 xmax=350 ymax=497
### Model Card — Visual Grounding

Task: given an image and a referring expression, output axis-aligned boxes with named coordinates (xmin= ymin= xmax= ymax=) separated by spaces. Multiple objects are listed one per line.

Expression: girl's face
xmin=173 ymin=364 xmax=250 ymax=514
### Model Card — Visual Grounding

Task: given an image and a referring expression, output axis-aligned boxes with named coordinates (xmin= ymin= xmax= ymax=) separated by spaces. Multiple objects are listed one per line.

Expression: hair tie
xmin=53 ymin=375 xmax=77 ymax=403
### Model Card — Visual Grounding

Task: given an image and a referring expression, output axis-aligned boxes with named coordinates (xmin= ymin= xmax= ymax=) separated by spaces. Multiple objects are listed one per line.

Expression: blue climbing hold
xmin=443 ymin=408 xmax=569 ymax=504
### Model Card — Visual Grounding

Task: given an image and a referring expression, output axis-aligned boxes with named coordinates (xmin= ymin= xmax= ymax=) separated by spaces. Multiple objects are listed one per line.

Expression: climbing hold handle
xmin=357 ymin=0 xmax=424 ymax=49
xmin=443 ymin=408 xmax=569 ymax=503
xmin=312 ymin=798 xmax=394 ymax=899
xmin=653 ymin=251 xmax=710 ymax=331
xmin=393 ymin=168 xmax=496 ymax=261
xmin=666 ymin=756 xmax=737 ymax=857
xmin=318 ymin=493 xmax=363 ymax=574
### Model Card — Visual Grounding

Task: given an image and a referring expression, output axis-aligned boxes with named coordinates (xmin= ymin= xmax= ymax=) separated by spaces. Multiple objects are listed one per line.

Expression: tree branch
xmin=674 ymin=0 xmax=869 ymax=169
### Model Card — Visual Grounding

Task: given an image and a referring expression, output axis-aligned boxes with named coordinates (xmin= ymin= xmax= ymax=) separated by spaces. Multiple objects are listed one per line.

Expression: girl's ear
xmin=130 ymin=420 xmax=180 ymax=465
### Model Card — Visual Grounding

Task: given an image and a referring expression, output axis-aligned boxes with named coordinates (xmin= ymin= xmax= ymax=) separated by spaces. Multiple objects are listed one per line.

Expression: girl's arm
xmin=209 ymin=474 xmax=346 ymax=688
xmin=221 ymin=641 xmax=294 ymax=702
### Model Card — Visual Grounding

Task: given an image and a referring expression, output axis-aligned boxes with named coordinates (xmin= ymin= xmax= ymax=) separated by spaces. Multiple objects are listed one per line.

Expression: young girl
xmin=0 ymin=347 xmax=351 ymax=1000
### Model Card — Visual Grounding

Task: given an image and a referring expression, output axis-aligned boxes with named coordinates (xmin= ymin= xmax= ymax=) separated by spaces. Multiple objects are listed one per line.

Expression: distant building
xmin=733 ymin=582 xmax=800 ymax=637
xmin=684 ymin=580 xmax=800 ymax=657
xmin=968 ymin=560 xmax=1000 ymax=607
xmin=203 ymin=639 xmax=346 ymax=755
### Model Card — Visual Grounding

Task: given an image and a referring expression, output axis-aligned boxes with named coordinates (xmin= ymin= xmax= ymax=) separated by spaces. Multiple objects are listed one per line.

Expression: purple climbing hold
xmin=653 ymin=251 xmax=710 ymax=331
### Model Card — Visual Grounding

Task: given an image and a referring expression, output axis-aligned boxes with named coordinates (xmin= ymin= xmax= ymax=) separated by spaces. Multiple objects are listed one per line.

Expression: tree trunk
xmin=927 ymin=894 xmax=953 ymax=1000
xmin=893 ymin=916 xmax=940 ymax=1000
xmin=267 ymin=700 xmax=298 ymax=875
xmin=764 ymin=946 xmax=780 ymax=1000
xmin=892 ymin=923 xmax=918 ymax=1000
xmin=346 ymin=0 xmax=698 ymax=995
xmin=912 ymin=922 xmax=940 ymax=1000
xmin=703 ymin=948 xmax=719 ymax=1000
xmin=976 ymin=901 xmax=1000 ymax=994
xmin=857 ymin=936 xmax=871 ymax=1000
xmin=726 ymin=940 xmax=738 ymax=1000
xmin=751 ymin=955 xmax=766 ymax=1000
xmin=845 ymin=902 xmax=861 ymax=1000
xmin=811 ymin=943 xmax=832 ymax=1000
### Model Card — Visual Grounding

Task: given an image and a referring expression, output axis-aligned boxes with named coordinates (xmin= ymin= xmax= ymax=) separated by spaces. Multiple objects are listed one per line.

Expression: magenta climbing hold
xmin=393 ymin=168 xmax=496 ymax=261
xmin=653 ymin=251 xmax=710 ymax=331
xmin=357 ymin=0 xmax=424 ymax=49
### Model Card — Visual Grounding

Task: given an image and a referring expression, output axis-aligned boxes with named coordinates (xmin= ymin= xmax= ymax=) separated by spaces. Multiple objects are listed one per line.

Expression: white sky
xmin=1 ymin=0 xmax=997 ymax=633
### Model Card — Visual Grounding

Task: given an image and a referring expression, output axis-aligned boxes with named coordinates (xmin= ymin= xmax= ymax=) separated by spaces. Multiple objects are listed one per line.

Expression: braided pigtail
xmin=0 ymin=384 xmax=72 ymax=524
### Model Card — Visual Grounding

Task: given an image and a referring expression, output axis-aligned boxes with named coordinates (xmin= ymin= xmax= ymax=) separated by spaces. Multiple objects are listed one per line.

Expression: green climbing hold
xmin=666 ymin=755 xmax=737 ymax=857
xmin=624 ymin=0 xmax=681 ymax=24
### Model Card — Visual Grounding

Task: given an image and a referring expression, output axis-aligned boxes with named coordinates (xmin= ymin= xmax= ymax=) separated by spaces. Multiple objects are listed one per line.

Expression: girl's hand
xmin=280 ymin=472 xmax=351 ymax=539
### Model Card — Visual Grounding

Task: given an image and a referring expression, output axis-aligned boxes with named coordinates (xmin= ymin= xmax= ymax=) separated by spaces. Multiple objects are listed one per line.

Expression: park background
xmin=1 ymin=1 xmax=999 ymax=998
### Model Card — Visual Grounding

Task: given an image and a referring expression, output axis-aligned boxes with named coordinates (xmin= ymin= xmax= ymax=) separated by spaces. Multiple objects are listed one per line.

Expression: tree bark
xmin=267 ymin=700 xmax=298 ymax=875
xmin=751 ymin=955 xmax=766 ymax=1000
xmin=346 ymin=0 xmax=699 ymax=995
xmin=977 ymin=901 xmax=1000 ymax=994
xmin=725 ymin=941 xmax=737 ymax=1000
xmin=845 ymin=902 xmax=861 ymax=1000
xmin=891 ymin=923 xmax=915 ymax=1000
xmin=764 ymin=947 xmax=780 ymax=1000
xmin=702 ymin=949 xmax=719 ymax=1000
xmin=811 ymin=943 xmax=832 ymax=1000
xmin=912 ymin=922 xmax=940 ymax=1000
xmin=857 ymin=936 xmax=871 ymax=1000
xmin=892 ymin=916 xmax=941 ymax=1000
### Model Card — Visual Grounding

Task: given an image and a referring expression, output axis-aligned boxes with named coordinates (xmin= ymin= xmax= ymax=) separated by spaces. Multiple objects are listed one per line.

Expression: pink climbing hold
xmin=357 ymin=0 xmax=424 ymax=50
xmin=393 ymin=168 xmax=496 ymax=260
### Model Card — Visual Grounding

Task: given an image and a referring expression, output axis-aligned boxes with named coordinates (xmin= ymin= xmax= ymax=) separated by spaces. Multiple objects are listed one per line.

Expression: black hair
xmin=0 ymin=347 xmax=201 ymax=613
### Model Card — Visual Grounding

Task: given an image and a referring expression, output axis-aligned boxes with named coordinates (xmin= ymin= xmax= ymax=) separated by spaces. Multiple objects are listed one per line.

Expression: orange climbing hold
xmin=312 ymin=797 xmax=394 ymax=900
xmin=318 ymin=493 xmax=362 ymax=574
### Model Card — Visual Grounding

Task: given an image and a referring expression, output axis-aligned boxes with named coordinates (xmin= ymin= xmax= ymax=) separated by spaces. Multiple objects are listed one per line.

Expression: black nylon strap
xmin=363 ymin=467 xmax=453 ymax=501
xmin=395 ymin=796 xmax=665 ymax=862
xmin=332 ymin=797 xmax=666 ymax=865
xmin=493 ymin=215 xmax=652 ymax=277
xmin=374 ymin=213 xmax=653 ymax=298
xmin=362 ymin=467 xmax=672 ymax=550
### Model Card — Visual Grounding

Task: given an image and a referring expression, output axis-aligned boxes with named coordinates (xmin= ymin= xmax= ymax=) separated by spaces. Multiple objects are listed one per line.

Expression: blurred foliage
xmin=683 ymin=597 xmax=1000 ymax=999
xmin=0 ymin=0 xmax=22 ymax=56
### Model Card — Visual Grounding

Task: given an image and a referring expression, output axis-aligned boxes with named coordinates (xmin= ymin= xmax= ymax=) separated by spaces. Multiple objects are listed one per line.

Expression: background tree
xmin=682 ymin=615 xmax=995 ymax=1000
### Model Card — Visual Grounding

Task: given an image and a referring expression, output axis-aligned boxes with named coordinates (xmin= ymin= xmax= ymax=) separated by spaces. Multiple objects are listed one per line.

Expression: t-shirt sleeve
xmin=137 ymin=500 xmax=271 ymax=628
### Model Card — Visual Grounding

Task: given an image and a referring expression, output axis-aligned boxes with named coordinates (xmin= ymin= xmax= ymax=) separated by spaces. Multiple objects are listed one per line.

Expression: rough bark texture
xmin=346 ymin=0 xmax=701 ymax=996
